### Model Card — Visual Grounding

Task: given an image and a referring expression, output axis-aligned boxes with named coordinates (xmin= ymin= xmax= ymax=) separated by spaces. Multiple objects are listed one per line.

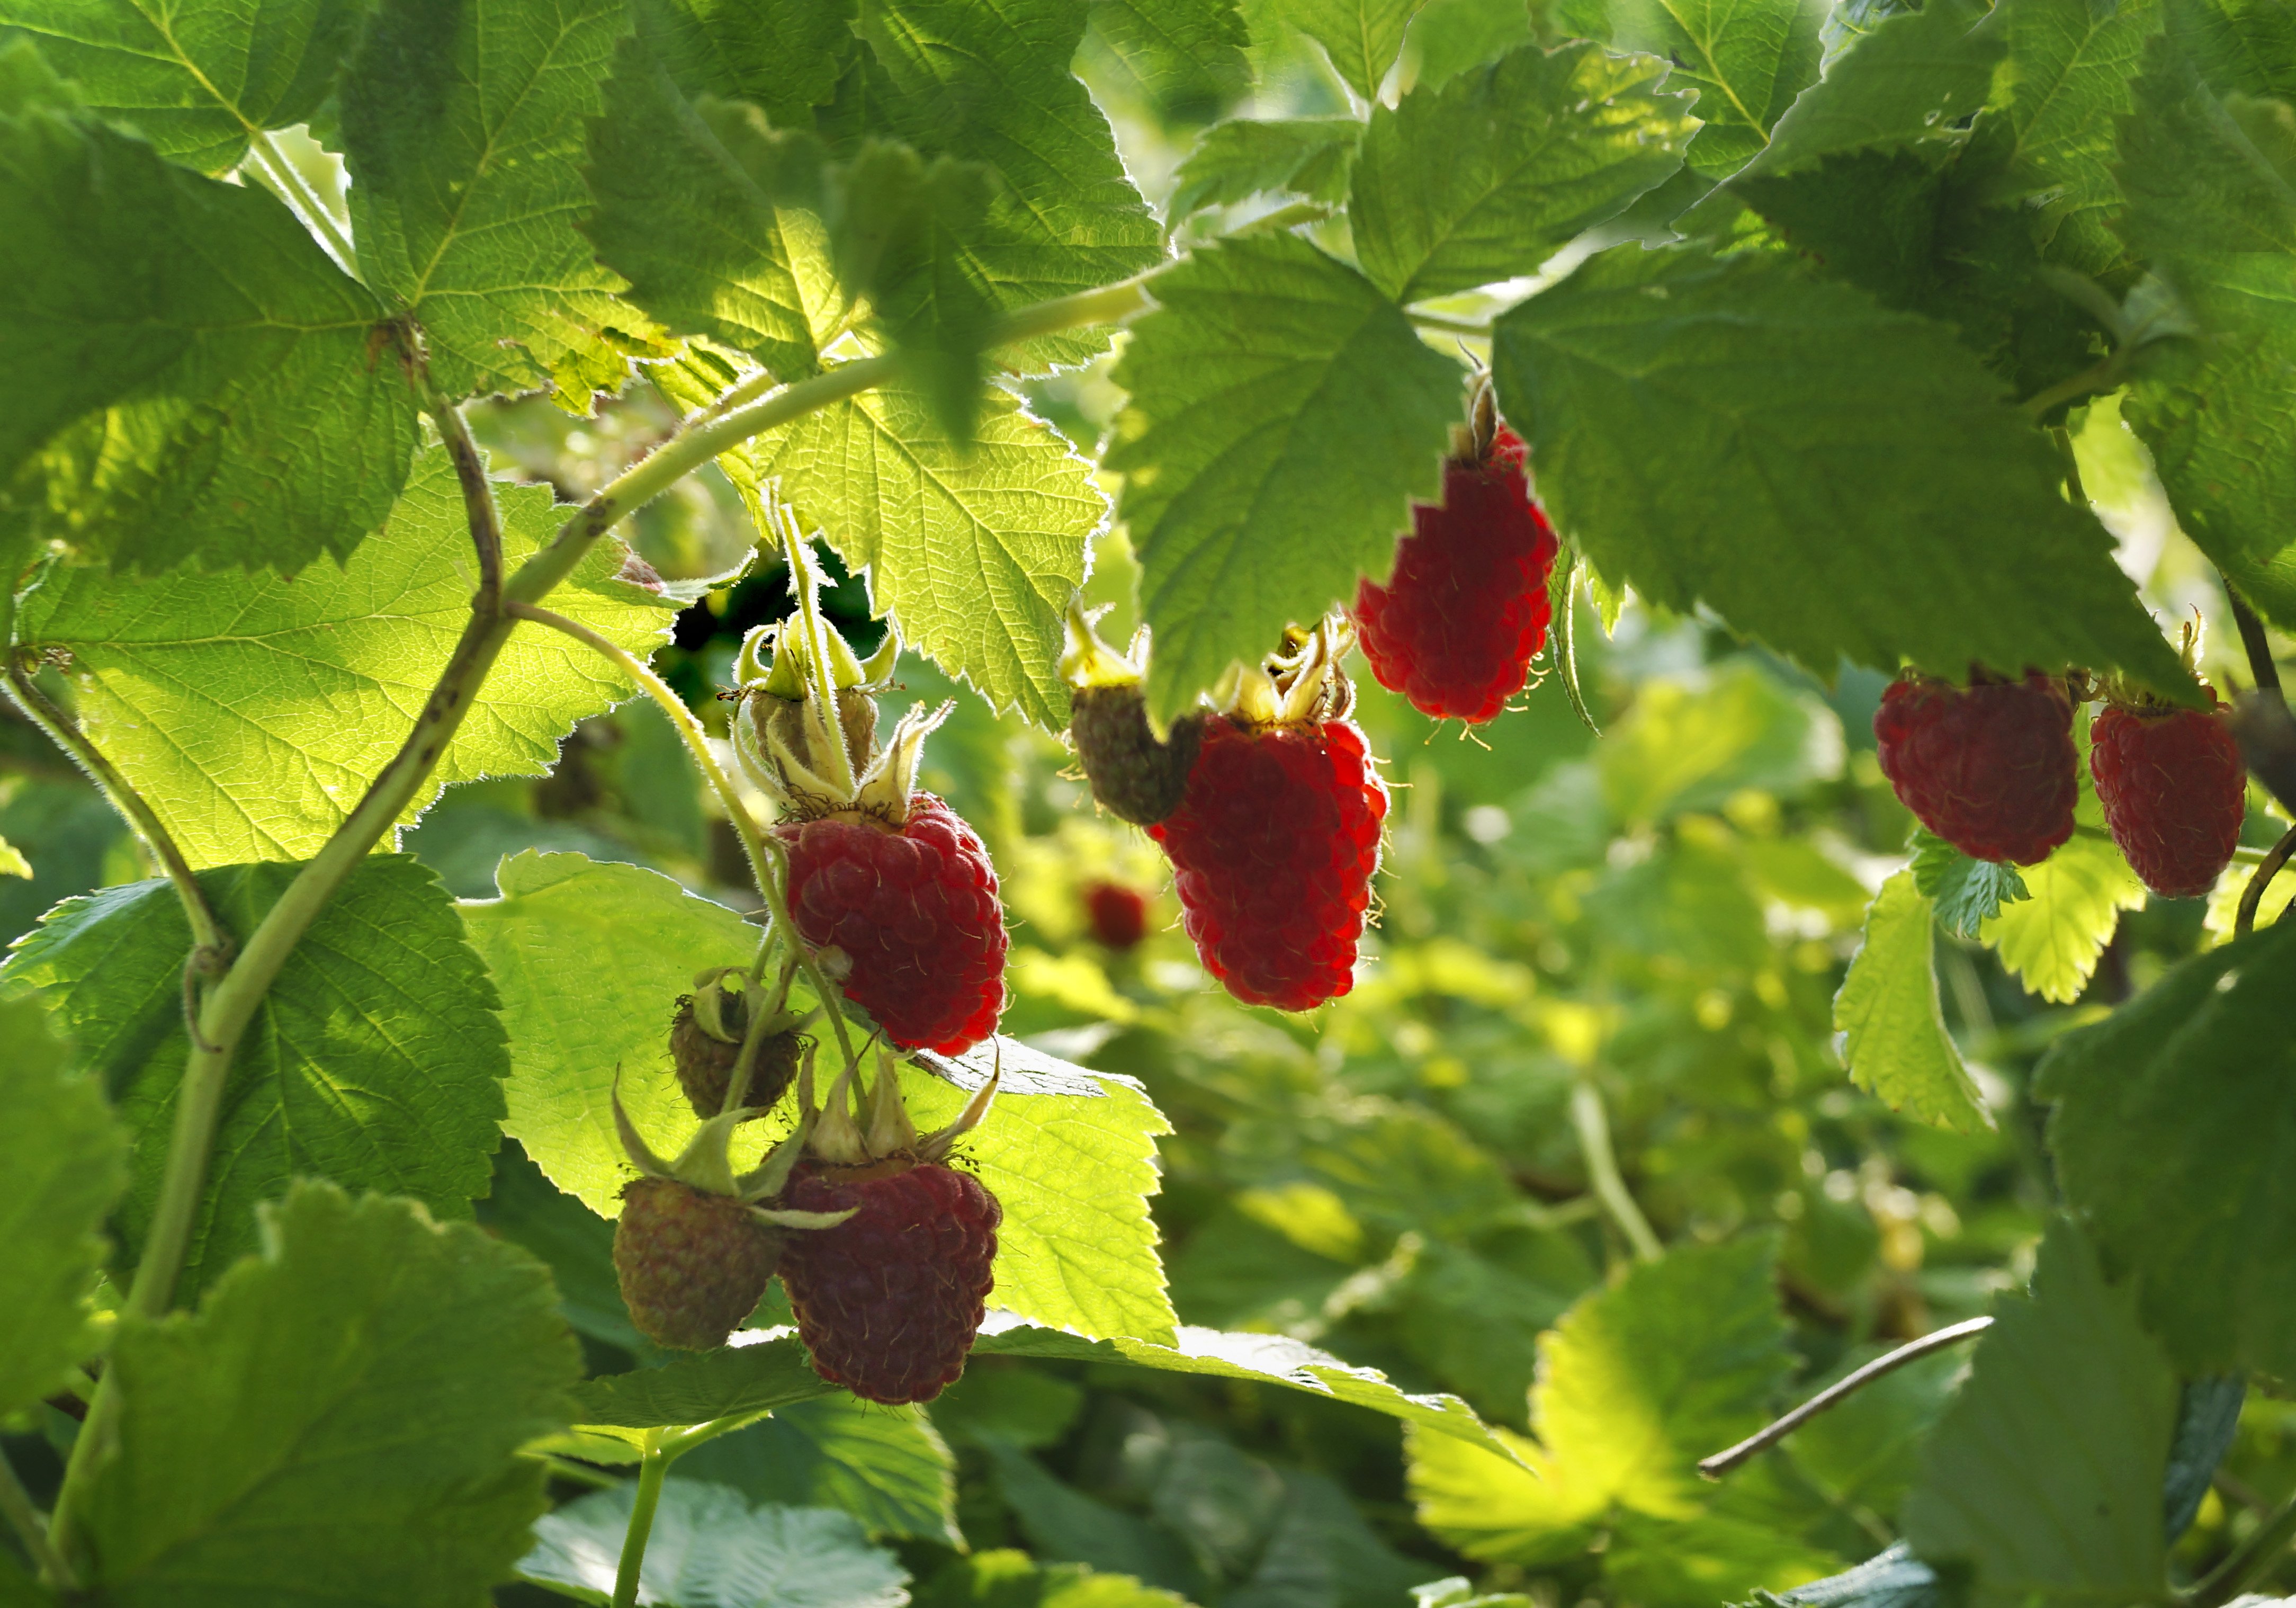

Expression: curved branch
xmin=2237 ymin=822 xmax=2296 ymax=938
xmin=1699 ymin=1316 xmax=1995 ymax=1479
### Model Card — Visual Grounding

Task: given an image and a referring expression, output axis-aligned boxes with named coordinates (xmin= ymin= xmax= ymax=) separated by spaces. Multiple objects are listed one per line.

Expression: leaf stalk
xmin=1697 ymin=1316 xmax=1994 ymax=1479
xmin=2187 ymin=1485 xmax=2296 ymax=1607
xmin=1571 ymin=1078 xmax=1661 ymax=1263
xmin=0 ymin=1445 xmax=74 ymax=1591
xmin=613 ymin=1431 xmax=670 ymax=1608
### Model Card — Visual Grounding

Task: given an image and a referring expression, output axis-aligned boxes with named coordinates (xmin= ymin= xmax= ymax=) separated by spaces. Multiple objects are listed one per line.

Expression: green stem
xmin=1409 ymin=311 xmax=1494 ymax=338
xmin=2 ymin=664 xmax=227 ymax=961
xmin=2019 ymin=353 xmax=2123 ymax=422
xmin=2190 ymin=1487 xmax=2296 ymax=1607
xmin=659 ymin=1410 xmax=770 ymax=1460
xmin=1571 ymin=1078 xmax=1661 ymax=1263
xmin=526 ymin=1453 xmax=623 ymax=1490
xmin=613 ymin=1432 xmax=670 ymax=1608
xmin=0 ymin=1444 xmax=74 ymax=1591
xmin=245 ymin=131 xmax=358 ymax=277
xmin=2237 ymin=821 xmax=2296 ymax=938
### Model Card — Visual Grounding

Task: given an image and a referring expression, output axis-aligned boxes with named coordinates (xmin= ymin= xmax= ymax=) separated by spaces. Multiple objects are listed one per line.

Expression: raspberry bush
xmin=3 ymin=1 xmax=2296 ymax=1604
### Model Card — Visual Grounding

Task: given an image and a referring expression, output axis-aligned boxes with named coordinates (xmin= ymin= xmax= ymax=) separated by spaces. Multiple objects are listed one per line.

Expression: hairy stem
xmin=613 ymin=1432 xmax=670 ymax=1608
xmin=245 ymin=131 xmax=359 ymax=278
xmin=1698 ymin=1316 xmax=1995 ymax=1478
xmin=0 ymin=1445 xmax=74 ymax=1591
xmin=2 ymin=665 xmax=227 ymax=961
xmin=1571 ymin=1078 xmax=1662 ymax=1263
xmin=2190 ymin=1486 xmax=2296 ymax=1607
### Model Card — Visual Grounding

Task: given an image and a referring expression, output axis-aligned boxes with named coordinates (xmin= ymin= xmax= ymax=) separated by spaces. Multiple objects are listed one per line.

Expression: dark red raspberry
xmin=1874 ymin=672 xmax=2077 ymax=864
xmin=1070 ymin=684 xmax=1206 ymax=825
xmin=1355 ymin=428 xmax=1559 ymax=723
xmin=778 ymin=794 xmax=1007 ymax=1053
xmin=777 ymin=1160 xmax=1002 ymax=1404
xmin=613 ymin=1177 xmax=783 ymax=1350
xmin=2090 ymin=701 xmax=2247 ymax=898
xmin=1149 ymin=715 xmax=1387 ymax=1010
xmin=1083 ymin=881 xmax=1151 ymax=950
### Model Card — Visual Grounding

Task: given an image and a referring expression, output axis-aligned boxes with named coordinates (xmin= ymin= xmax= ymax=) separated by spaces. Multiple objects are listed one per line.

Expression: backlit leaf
xmin=1834 ymin=871 xmax=1991 ymax=1132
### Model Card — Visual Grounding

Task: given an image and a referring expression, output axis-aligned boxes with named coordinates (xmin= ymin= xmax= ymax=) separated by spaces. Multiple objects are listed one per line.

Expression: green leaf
xmin=1976 ymin=738 xmax=2144 ymax=1002
xmin=1988 ymin=0 xmax=2163 ymax=274
xmin=846 ymin=0 xmax=1164 ymax=370
xmin=1491 ymin=244 xmax=2193 ymax=694
xmin=80 ymin=1181 xmax=579 ymax=1605
xmin=15 ymin=444 xmax=670 ymax=867
xmin=1271 ymin=0 xmax=1429 ymax=101
xmin=1562 ymin=0 xmax=1827 ymax=174
xmin=1166 ymin=117 xmax=1362 ymax=220
xmin=1725 ymin=0 xmax=2003 ymax=183
xmin=458 ymin=851 xmax=759 ymax=1217
xmin=576 ymin=1317 xmax=1519 ymax=1465
xmin=1741 ymin=1542 xmax=1938 ymax=1608
xmin=584 ymin=40 xmax=831 ymax=381
xmin=632 ymin=0 xmax=859 ymax=126
xmin=0 ymin=834 xmax=29 ymax=878
xmin=737 ymin=377 xmax=1104 ymax=727
xmin=1350 ymin=42 xmax=1696 ymax=302
xmin=1108 ymin=234 xmax=1460 ymax=721
xmin=1409 ymin=1238 xmax=1790 ymax=1560
xmin=0 ymin=0 xmax=367 ymax=174
xmin=1595 ymin=662 xmax=1845 ymax=828
xmin=1 ymin=856 xmax=508 ymax=1298
xmin=1834 ymin=871 xmax=1990 ymax=1133
xmin=0 ymin=99 xmax=416 ymax=573
xmin=2117 ymin=37 xmax=2296 ymax=566
xmin=678 ymin=1398 xmax=959 ymax=1545
xmin=342 ymin=0 xmax=648 ymax=401
xmin=896 ymin=1061 xmax=1178 ymax=1346
xmin=1604 ymin=1509 xmax=1838 ymax=1608
xmin=1086 ymin=0 xmax=1252 ymax=123
xmin=1909 ymin=828 xmax=2030 ymax=939
xmin=523 ymin=1484 xmax=910 ymax=1608
xmin=1900 ymin=1220 xmax=2178 ymax=1608
xmin=829 ymin=140 xmax=1005 ymax=443
xmin=0 ymin=1004 xmax=124 ymax=1416
xmin=2035 ymin=916 xmax=2296 ymax=1381
xmin=916 ymin=1550 xmax=1191 ymax=1608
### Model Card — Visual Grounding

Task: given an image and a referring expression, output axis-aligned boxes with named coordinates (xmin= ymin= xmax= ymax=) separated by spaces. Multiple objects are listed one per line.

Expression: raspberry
xmin=1355 ymin=429 xmax=1559 ymax=723
xmin=1083 ymin=881 xmax=1150 ymax=950
xmin=1070 ymin=684 xmax=1206 ymax=825
xmin=1150 ymin=714 xmax=1388 ymax=1010
xmin=613 ymin=1177 xmax=783 ymax=1351
xmin=669 ymin=993 xmax=804 ymax=1120
xmin=776 ymin=1160 xmax=1002 ymax=1404
xmin=1873 ymin=672 xmax=2077 ymax=864
xmin=778 ymin=793 xmax=1007 ymax=1053
xmin=2091 ymin=701 xmax=2247 ymax=898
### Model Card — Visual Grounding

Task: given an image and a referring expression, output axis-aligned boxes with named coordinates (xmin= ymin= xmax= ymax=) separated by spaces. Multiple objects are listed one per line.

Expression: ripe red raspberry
xmin=778 ymin=794 xmax=1007 ymax=1053
xmin=1355 ymin=427 xmax=1559 ymax=723
xmin=777 ymin=1160 xmax=1002 ymax=1404
xmin=1874 ymin=672 xmax=2077 ymax=864
xmin=1150 ymin=715 xmax=1387 ymax=1010
xmin=1083 ymin=881 xmax=1151 ymax=950
xmin=2090 ymin=701 xmax=2246 ymax=898
xmin=613 ymin=1177 xmax=783 ymax=1351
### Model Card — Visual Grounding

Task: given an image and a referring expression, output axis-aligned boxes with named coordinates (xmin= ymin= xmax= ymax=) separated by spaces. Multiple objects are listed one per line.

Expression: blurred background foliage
xmin=6 ymin=4 xmax=2294 ymax=1597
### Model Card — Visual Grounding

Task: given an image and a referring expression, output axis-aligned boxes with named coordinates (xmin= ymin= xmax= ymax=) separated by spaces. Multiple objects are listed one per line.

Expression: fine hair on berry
xmin=613 ymin=1177 xmax=784 ymax=1351
xmin=776 ymin=1160 xmax=1002 ymax=1404
xmin=2091 ymin=701 xmax=2247 ymax=898
xmin=1151 ymin=714 xmax=1387 ymax=1010
xmin=1355 ymin=430 xmax=1559 ymax=723
xmin=778 ymin=794 xmax=1008 ymax=1052
xmin=1874 ymin=672 xmax=2077 ymax=865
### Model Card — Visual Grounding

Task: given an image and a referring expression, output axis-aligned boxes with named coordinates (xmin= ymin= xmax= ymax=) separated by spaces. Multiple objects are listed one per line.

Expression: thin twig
xmin=2 ymin=664 xmax=228 ymax=962
xmin=2228 ymin=584 xmax=2284 ymax=697
xmin=2237 ymin=822 xmax=2296 ymax=938
xmin=1571 ymin=1079 xmax=1661 ymax=1263
xmin=421 ymin=371 xmax=506 ymax=607
xmin=2222 ymin=581 xmax=2296 ymax=818
xmin=0 ymin=1444 xmax=74 ymax=1591
xmin=1699 ymin=1316 xmax=1994 ymax=1479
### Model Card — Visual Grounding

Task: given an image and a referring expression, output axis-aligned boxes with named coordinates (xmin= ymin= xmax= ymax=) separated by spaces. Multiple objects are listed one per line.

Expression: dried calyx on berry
xmin=669 ymin=966 xmax=808 ymax=1121
xmin=772 ymin=1048 xmax=1004 ymax=1404
xmin=1149 ymin=616 xmax=1390 ymax=1012
xmin=2089 ymin=627 xmax=2247 ymax=899
xmin=608 ymin=1051 xmax=855 ymax=1351
xmin=730 ymin=540 xmax=1008 ymax=1055
xmin=1062 ymin=600 xmax=1205 ymax=826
